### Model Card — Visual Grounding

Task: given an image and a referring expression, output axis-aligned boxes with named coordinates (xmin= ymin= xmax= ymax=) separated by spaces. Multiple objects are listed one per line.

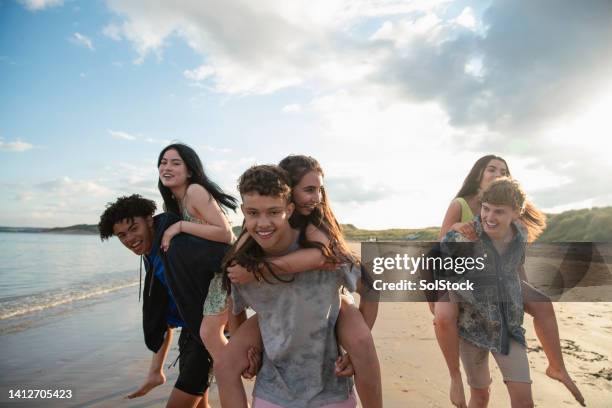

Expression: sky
xmin=1 ymin=0 xmax=612 ymax=229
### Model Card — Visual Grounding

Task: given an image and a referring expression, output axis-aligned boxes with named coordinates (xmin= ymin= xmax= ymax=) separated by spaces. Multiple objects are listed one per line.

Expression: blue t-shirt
xmin=147 ymin=246 xmax=185 ymax=328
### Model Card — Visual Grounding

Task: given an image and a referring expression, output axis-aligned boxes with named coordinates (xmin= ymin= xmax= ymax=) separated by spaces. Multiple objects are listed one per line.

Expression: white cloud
xmin=0 ymin=179 xmax=109 ymax=226
xmin=325 ymin=175 xmax=389 ymax=204
xmin=36 ymin=177 xmax=112 ymax=197
xmin=102 ymin=0 xmax=444 ymax=94
xmin=102 ymin=23 xmax=122 ymax=41
xmin=454 ymin=7 xmax=476 ymax=29
xmin=71 ymin=32 xmax=94 ymax=50
xmin=371 ymin=13 xmax=443 ymax=47
xmin=282 ymin=104 xmax=302 ymax=113
xmin=184 ymin=65 xmax=215 ymax=82
xmin=199 ymin=144 xmax=231 ymax=154
xmin=18 ymin=0 xmax=63 ymax=11
xmin=464 ymin=56 xmax=484 ymax=78
xmin=15 ymin=192 xmax=34 ymax=202
xmin=109 ymin=129 xmax=137 ymax=141
xmin=0 ymin=138 xmax=34 ymax=152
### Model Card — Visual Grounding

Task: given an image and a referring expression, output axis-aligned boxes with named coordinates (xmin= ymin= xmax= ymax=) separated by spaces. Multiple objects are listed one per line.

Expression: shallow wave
xmin=0 ymin=272 xmax=138 ymax=320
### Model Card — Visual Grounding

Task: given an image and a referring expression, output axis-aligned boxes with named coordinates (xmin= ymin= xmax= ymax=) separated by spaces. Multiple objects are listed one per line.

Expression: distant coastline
xmin=2 ymin=206 xmax=611 ymax=242
xmin=0 ymin=224 xmax=97 ymax=235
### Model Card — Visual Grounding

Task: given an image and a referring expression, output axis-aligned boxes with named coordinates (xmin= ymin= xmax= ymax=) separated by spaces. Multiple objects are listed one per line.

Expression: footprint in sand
xmin=589 ymin=368 xmax=612 ymax=381
xmin=528 ymin=339 xmax=606 ymax=363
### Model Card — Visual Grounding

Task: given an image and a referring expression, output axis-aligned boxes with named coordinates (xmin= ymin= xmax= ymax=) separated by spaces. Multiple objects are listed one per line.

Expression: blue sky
xmin=1 ymin=0 xmax=612 ymax=229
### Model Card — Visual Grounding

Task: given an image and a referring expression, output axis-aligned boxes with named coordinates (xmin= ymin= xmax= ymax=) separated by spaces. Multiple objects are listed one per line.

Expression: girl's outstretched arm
xmin=161 ymin=184 xmax=234 ymax=250
xmin=228 ymin=224 xmax=333 ymax=284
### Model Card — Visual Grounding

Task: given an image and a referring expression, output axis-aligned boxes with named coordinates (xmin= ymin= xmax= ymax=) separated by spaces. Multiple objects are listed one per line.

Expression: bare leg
xmin=196 ymin=391 xmax=211 ymax=408
xmin=336 ymin=297 xmax=382 ymax=408
xmin=505 ymin=381 xmax=533 ymax=408
xmin=215 ymin=315 xmax=262 ymax=408
xmin=200 ymin=312 xmax=229 ymax=362
xmin=166 ymin=387 xmax=203 ymax=408
xmin=524 ymin=301 xmax=585 ymax=406
xmin=467 ymin=387 xmax=489 ymax=408
xmin=434 ymin=301 xmax=466 ymax=408
xmin=127 ymin=328 xmax=172 ymax=399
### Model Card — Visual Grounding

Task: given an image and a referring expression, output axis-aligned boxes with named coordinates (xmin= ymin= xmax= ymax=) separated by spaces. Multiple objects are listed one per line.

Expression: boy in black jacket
xmin=99 ymin=194 xmax=230 ymax=407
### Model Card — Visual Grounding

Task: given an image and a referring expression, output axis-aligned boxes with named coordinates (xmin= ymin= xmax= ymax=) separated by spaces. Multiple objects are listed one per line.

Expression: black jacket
xmin=142 ymin=213 xmax=231 ymax=352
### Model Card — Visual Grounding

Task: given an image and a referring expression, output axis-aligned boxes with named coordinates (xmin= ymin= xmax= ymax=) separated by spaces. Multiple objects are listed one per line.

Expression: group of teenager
xmin=97 ymin=145 xmax=584 ymax=408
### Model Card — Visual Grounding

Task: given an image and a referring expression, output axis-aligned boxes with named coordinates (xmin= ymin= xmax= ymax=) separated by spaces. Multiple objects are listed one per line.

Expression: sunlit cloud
xmin=70 ymin=32 xmax=94 ymax=50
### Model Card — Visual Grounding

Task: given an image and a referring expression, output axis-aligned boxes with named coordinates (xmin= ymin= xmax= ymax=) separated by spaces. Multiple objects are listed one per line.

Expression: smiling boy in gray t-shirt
xmin=229 ymin=165 xmax=358 ymax=408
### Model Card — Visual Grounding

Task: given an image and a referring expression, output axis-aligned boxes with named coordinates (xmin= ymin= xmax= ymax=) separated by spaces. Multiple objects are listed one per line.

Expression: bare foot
xmin=126 ymin=371 xmax=166 ymax=399
xmin=546 ymin=365 xmax=585 ymax=406
xmin=450 ymin=373 xmax=467 ymax=408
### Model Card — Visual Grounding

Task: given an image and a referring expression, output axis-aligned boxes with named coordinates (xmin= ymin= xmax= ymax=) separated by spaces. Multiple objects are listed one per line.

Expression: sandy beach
xmin=1 ymin=245 xmax=611 ymax=407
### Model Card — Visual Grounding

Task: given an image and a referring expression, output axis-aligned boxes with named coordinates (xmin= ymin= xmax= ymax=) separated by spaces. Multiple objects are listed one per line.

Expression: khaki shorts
xmin=460 ymin=338 xmax=531 ymax=389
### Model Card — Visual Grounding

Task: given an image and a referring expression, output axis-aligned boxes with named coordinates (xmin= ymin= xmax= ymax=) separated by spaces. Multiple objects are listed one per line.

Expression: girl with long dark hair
xmin=129 ymin=143 xmax=259 ymax=404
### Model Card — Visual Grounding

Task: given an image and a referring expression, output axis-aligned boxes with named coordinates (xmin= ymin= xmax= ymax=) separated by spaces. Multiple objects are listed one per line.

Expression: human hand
xmin=161 ymin=222 xmax=181 ymax=252
xmin=242 ymin=347 xmax=261 ymax=379
xmin=228 ymin=262 xmax=256 ymax=284
xmin=450 ymin=221 xmax=477 ymax=241
xmin=334 ymin=353 xmax=354 ymax=377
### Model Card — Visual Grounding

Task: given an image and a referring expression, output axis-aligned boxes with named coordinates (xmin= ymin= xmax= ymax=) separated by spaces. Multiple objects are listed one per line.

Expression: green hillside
xmin=538 ymin=206 xmax=612 ymax=242
xmin=341 ymin=223 xmax=439 ymax=241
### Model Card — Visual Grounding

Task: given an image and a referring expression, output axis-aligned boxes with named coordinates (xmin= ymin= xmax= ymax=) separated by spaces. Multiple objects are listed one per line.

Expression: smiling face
xmin=241 ymin=192 xmax=295 ymax=254
xmin=480 ymin=202 xmax=519 ymax=240
xmin=293 ymin=170 xmax=323 ymax=216
xmin=113 ymin=216 xmax=155 ymax=255
xmin=158 ymin=148 xmax=190 ymax=189
xmin=479 ymin=159 xmax=508 ymax=191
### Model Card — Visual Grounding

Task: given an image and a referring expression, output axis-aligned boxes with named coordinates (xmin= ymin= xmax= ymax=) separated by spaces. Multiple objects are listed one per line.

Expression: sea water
xmin=0 ymin=232 xmax=140 ymax=334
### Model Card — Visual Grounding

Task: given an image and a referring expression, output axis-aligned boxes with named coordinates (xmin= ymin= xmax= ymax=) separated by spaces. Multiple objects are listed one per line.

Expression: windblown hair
xmin=157 ymin=143 xmax=238 ymax=215
xmin=279 ymin=155 xmax=356 ymax=264
xmin=456 ymin=154 xmax=510 ymax=199
xmin=98 ymin=194 xmax=156 ymax=240
xmin=223 ymin=164 xmax=337 ymax=285
xmin=480 ymin=177 xmax=546 ymax=241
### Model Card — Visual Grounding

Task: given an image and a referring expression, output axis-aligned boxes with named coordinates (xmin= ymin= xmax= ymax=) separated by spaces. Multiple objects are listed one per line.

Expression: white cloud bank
xmin=0 ymin=138 xmax=34 ymax=152
xmin=97 ymin=0 xmax=612 ymax=226
xmin=18 ymin=0 xmax=63 ymax=11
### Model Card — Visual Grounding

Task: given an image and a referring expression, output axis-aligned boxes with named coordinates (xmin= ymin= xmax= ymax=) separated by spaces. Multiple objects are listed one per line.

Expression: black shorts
xmin=175 ymin=329 xmax=213 ymax=396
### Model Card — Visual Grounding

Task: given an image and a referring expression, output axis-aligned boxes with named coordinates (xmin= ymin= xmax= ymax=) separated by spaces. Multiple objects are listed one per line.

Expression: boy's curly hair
xmin=238 ymin=165 xmax=292 ymax=202
xmin=98 ymin=194 xmax=157 ymax=240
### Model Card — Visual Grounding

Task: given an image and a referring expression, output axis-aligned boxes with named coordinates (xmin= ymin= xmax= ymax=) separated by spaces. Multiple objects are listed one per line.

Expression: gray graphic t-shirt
xmin=232 ymin=262 xmax=359 ymax=408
